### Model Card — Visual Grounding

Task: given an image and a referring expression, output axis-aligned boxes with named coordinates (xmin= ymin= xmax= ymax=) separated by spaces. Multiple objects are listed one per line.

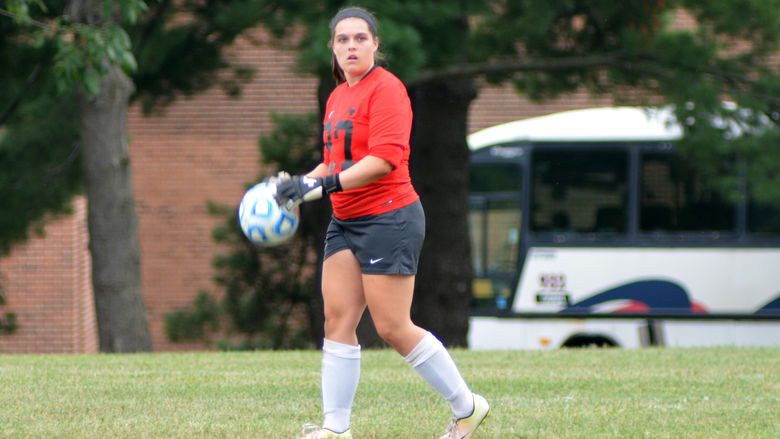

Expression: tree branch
xmin=632 ymin=52 xmax=780 ymax=107
xmin=0 ymin=8 xmax=50 ymax=30
xmin=132 ymin=0 xmax=172 ymax=55
xmin=408 ymin=54 xmax=621 ymax=86
xmin=407 ymin=52 xmax=780 ymax=107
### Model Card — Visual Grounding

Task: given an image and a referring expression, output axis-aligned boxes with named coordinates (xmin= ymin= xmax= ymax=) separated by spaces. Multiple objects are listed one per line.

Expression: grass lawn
xmin=0 ymin=347 xmax=777 ymax=438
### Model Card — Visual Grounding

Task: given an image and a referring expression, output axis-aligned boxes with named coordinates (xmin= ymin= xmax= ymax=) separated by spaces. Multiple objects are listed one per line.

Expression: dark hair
xmin=330 ymin=7 xmax=378 ymax=38
xmin=328 ymin=6 xmax=382 ymax=84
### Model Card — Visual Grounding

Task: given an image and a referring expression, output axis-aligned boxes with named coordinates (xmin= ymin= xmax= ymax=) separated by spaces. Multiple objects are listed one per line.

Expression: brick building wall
xmin=0 ymin=197 xmax=96 ymax=353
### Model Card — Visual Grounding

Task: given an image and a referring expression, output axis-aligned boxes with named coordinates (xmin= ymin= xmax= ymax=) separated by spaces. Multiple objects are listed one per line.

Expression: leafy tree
xmin=0 ymin=4 xmax=83 ymax=255
xmin=0 ymin=0 xmax=274 ymax=351
xmin=1 ymin=0 xmax=153 ymax=351
xmin=164 ymin=290 xmax=220 ymax=344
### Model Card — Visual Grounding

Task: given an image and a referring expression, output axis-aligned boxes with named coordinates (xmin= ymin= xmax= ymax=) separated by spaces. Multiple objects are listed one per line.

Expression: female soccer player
xmin=275 ymin=7 xmax=490 ymax=439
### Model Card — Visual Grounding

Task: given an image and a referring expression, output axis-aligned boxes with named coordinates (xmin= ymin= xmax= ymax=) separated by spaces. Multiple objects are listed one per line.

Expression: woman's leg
xmin=361 ymin=273 xmax=425 ymax=355
xmin=362 ymin=274 xmax=474 ymax=417
xmin=322 ymin=249 xmax=366 ymax=344
xmin=318 ymin=249 xmax=366 ymax=434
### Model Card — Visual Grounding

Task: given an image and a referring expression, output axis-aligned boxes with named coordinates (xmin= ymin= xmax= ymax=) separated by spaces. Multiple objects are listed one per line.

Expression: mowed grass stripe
xmin=0 ymin=347 xmax=777 ymax=438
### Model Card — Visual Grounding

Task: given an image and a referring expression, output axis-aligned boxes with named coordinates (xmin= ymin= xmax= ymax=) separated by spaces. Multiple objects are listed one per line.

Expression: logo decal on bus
xmin=560 ymin=279 xmax=708 ymax=314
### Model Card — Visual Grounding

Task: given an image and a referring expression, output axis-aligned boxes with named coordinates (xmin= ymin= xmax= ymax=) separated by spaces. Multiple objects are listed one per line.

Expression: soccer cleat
xmin=439 ymin=393 xmax=491 ymax=439
xmin=298 ymin=424 xmax=352 ymax=439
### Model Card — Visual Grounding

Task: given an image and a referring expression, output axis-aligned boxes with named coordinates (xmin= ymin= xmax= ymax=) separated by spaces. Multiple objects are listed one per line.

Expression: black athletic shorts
xmin=324 ymin=200 xmax=425 ymax=275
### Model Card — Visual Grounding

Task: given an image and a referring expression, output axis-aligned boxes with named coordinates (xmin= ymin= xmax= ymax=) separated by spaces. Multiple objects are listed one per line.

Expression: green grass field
xmin=1 ymin=347 xmax=778 ymax=438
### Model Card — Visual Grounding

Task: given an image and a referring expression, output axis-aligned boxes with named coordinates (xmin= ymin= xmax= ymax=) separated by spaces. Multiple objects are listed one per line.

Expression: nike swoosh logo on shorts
xmin=369 ymin=258 xmax=383 ymax=264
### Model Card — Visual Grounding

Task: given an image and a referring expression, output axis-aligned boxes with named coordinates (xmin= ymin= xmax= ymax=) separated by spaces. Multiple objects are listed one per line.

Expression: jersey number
xmin=324 ymin=120 xmax=354 ymax=168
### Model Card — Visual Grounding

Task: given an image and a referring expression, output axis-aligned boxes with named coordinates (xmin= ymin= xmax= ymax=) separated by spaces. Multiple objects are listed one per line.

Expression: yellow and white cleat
xmin=298 ymin=424 xmax=352 ymax=439
xmin=439 ymin=393 xmax=491 ymax=439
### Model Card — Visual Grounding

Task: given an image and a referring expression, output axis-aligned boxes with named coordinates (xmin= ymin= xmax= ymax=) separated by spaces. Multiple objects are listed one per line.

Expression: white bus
xmin=466 ymin=107 xmax=780 ymax=349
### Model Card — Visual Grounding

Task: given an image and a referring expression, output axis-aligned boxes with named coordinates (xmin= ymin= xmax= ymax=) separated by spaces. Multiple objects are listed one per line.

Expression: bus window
xmin=640 ymin=153 xmax=736 ymax=232
xmin=531 ymin=149 xmax=628 ymax=234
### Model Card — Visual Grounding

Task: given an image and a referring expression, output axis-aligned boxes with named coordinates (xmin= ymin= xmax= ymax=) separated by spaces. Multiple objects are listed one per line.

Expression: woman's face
xmin=332 ymin=17 xmax=378 ymax=85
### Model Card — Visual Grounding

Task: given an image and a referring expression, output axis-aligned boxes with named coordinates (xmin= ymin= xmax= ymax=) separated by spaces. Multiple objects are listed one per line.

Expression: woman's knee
xmin=324 ymin=314 xmax=355 ymax=335
xmin=323 ymin=305 xmax=362 ymax=339
xmin=372 ymin=318 xmax=408 ymax=346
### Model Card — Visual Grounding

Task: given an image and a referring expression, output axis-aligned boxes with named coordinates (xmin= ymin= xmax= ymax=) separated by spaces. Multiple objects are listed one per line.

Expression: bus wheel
xmin=562 ymin=334 xmax=618 ymax=348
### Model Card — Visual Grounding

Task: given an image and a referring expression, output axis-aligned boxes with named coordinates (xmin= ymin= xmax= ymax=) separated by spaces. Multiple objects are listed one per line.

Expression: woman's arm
xmin=276 ymin=155 xmax=392 ymax=207
xmin=302 ymin=155 xmax=392 ymax=191
xmin=336 ymin=155 xmax=392 ymax=190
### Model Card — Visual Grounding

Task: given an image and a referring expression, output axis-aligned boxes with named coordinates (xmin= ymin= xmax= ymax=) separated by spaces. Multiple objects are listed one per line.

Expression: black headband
xmin=330 ymin=7 xmax=377 ymax=37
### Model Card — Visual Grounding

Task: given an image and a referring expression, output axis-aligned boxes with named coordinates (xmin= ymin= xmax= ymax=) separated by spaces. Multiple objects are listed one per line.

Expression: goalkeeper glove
xmin=275 ymin=174 xmax=342 ymax=209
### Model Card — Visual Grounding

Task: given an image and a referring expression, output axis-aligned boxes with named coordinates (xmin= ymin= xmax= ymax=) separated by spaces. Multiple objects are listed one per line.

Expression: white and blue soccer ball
xmin=238 ymin=181 xmax=299 ymax=246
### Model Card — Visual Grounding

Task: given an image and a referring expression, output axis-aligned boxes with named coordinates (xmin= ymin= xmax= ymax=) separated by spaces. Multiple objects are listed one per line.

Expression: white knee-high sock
xmin=404 ymin=331 xmax=474 ymax=418
xmin=321 ymin=339 xmax=361 ymax=433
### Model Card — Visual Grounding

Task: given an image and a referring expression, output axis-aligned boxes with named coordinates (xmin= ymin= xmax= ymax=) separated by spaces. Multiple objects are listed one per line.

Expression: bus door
xmin=468 ymin=144 xmax=526 ymax=311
